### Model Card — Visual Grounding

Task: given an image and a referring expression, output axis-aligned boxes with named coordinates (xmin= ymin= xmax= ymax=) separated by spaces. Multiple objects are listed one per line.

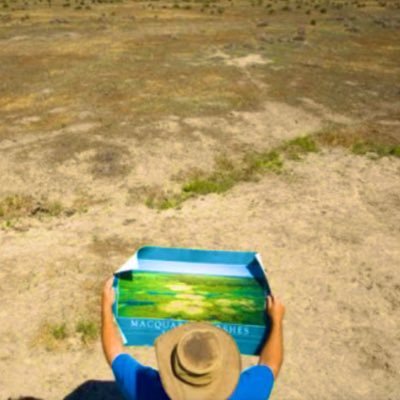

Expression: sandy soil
xmin=0 ymin=0 xmax=399 ymax=399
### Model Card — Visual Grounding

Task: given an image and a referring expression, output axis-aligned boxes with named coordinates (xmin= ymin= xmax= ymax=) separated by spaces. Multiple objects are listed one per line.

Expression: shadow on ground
xmin=64 ymin=380 xmax=124 ymax=400
xmin=9 ymin=380 xmax=123 ymax=400
xmin=8 ymin=380 xmax=124 ymax=400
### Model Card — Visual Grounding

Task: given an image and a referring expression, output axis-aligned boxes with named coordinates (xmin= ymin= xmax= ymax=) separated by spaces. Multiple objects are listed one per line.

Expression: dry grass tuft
xmin=0 ymin=194 xmax=93 ymax=229
xmin=46 ymin=133 xmax=94 ymax=164
xmin=76 ymin=319 xmax=98 ymax=344
xmin=89 ymin=235 xmax=134 ymax=258
xmin=316 ymin=122 xmax=400 ymax=158
xmin=0 ymin=195 xmax=35 ymax=220
xmin=0 ymin=195 xmax=63 ymax=222
xmin=34 ymin=321 xmax=69 ymax=351
xmin=34 ymin=317 xmax=99 ymax=350
xmin=90 ymin=146 xmax=131 ymax=179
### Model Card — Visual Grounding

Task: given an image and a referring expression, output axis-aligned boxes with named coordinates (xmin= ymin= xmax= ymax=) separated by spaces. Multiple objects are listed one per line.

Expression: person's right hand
xmin=266 ymin=295 xmax=285 ymax=323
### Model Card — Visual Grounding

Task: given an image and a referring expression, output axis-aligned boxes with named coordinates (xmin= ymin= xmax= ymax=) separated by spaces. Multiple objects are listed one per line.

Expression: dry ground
xmin=0 ymin=0 xmax=399 ymax=399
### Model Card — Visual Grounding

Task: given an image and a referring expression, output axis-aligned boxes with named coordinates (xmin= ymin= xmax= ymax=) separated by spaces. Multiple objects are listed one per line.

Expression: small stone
xmin=64 ymin=209 xmax=76 ymax=217
xmin=258 ymin=33 xmax=273 ymax=43
xmin=293 ymin=27 xmax=306 ymax=41
xmin=346 ymin=25 xmax=360 ymax=33
xmin=49 ymin=18 xmax=69 ymax=24
xmin=256 ymin=20 xmax=269 ymax=28
xmin=123 ymin=218 xmax=136 ymax=225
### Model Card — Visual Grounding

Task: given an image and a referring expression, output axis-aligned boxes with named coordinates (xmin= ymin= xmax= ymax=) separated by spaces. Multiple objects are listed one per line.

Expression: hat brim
xmin=155 ymin=322 xmax=241 ymax=400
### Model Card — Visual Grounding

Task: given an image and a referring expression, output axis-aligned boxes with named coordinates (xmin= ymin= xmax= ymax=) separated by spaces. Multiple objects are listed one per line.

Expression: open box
xmin=113 ymin=246 xmax=272 ymax=355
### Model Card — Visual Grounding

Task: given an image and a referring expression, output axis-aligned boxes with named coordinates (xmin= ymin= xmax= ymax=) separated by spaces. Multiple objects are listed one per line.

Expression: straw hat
xmin=155 ymin=322 xmax=241 ymax=400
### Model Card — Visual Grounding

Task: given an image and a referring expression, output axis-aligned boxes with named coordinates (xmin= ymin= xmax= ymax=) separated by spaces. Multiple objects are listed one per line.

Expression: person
xmin=102 ymin=277 xmax=285 ymax=400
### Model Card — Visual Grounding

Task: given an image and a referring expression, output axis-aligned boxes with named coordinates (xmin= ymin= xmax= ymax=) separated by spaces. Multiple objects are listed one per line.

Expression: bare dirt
xmin=0 ymin=0 xmax=399 ymax=399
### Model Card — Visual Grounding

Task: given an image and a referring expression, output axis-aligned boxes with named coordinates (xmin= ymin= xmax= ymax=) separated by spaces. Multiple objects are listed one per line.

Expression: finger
xmin=104 ymin=276 xmax=114 ymax=290
xmin=270 ymin=294 xmax=275 ymax=304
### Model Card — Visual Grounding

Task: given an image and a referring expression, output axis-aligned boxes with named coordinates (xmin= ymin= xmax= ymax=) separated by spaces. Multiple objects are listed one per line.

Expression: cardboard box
xmin=113 ymin=246 xmax=271 ymax=355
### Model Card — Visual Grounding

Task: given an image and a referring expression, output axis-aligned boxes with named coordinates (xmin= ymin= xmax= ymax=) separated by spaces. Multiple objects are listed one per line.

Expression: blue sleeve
xmin=229 ymin=365 xmax=275 ymax=400
xmin=111 ymin=353 xmax=145 ymax=400
xmin=112 ymin=353 xmax=169 ymax=400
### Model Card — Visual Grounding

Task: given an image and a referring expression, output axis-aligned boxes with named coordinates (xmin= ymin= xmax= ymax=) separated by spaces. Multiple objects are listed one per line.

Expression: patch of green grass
xmin=34 ymin=321 xmax=70 ymax=351
xmin=76 ymin=320 xmax=98 ymax=344
xmin=281 ymin=135 xmax=319 ymax=160
xmin=1 ymin=219 xmax=16 ymax=230
xmin=245 ymin=150 xmax=284 ymax=172
xmin=35 ymin=318 xmax=98 ymax=350
xmin=182 ymin=156 xmax=253 ymax=197
xmin=146 ymin=149 xmax=285 ymax=210
xmin=51 ymin=323 xmax=68 ymax=340
xmin=316 ymin=122 xmax=400 ymax=159
xmin=144 ymin=135 xmax=323 ymax=210
xmin=183 ymin=174 xmax=235 ymax=195
xmin=351 ymin=142 xmax=400 ymax=158
xmin=145 ymin=192 xmax=191 ymax=210
xmin=142 ymin=123 xmax=398 ymax=211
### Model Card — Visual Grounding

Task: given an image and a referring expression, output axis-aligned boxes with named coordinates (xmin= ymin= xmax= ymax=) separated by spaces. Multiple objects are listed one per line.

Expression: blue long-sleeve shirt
xmin=112 ymin=353 xmax=274 ymax=400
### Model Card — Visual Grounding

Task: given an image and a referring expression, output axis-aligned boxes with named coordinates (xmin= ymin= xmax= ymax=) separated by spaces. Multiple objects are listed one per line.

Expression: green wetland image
xmin=117 ymin=271 xmax=265 ymax=325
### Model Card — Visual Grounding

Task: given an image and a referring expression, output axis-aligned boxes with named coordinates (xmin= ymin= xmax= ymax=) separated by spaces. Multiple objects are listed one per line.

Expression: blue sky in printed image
xmin=138 ymin=260 xmax=254 ymax=278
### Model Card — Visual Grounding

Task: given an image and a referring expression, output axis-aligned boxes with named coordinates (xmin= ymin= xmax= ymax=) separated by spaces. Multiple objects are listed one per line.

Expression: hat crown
xmin=155 ymin=322 xmax=242 ymax=400
xmin=176 ymin=329 xmax=221 ymax=375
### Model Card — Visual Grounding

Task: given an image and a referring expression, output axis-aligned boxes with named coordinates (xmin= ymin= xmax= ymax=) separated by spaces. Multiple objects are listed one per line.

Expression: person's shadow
xmin=63 ymin=380 xmax=124 ymax=400
xmin=10 ymin=381 xmax=124 ymax=400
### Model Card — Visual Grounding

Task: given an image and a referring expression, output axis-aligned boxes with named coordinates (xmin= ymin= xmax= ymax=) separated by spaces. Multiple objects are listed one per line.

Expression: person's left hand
xmin=102 ymin=276 xmax=115 ymax=310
